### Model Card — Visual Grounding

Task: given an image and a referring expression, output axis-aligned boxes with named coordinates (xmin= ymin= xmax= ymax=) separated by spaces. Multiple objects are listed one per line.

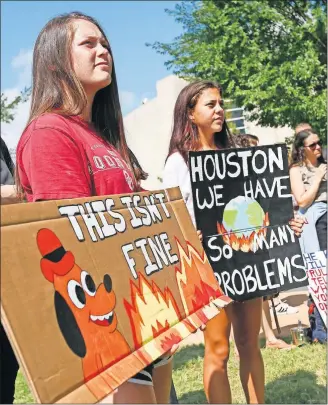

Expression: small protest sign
xmin=189 ymin=144 xmax=308 ymax=301
xmin=304 ymin=250 xmax=327 ymax=327
xmin=1 ymin=187 xmax=231 ymax=403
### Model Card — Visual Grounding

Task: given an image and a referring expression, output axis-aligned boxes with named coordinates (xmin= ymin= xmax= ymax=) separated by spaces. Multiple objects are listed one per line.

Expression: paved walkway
xmin=181 ymin=288 xmax=309 ymax=348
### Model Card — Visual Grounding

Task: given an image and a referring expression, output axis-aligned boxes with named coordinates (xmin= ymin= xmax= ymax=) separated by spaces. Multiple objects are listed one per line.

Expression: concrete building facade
xmin=124 ymin=75 xmax=293 ymax=189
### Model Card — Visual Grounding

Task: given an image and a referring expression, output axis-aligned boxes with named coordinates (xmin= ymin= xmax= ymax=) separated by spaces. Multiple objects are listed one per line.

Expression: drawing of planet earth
xmin=222 ymin=196 xmax=265 ymax=237
xmin=217 ymin=196 xmax=269 ymax=252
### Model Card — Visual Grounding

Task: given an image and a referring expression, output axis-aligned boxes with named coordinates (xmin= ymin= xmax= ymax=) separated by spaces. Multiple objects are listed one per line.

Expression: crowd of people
xmin=0 ymin=11 xmax=326 ymax=405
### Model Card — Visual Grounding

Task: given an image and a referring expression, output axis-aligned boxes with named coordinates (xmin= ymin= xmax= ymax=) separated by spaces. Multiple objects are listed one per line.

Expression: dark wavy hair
xmin=167 ymin=80 xmax=236 ymax=163
xmin=289 ymin=129 xmax=325 ymax=167
xmin=239 ymin=134 xmax=259 ymax=148
xmin=17 ymin=11 xmax=147 ymax=190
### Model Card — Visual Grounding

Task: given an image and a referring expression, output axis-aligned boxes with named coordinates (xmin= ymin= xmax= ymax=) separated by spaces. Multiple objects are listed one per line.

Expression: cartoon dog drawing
xmin=37 ymin=228 xmax=131 ymax=382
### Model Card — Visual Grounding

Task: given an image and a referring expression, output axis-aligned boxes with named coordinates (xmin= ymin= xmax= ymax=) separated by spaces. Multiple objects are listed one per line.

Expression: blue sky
xmin=1 ymin=0 xmax=183 ymax=148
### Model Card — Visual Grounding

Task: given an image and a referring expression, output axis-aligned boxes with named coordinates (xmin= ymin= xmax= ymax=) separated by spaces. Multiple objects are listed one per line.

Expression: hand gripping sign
xmin=1 ymin=187 xmax=231 ymax=403
xmin=189 ymin=144 xmax=309 ymax=301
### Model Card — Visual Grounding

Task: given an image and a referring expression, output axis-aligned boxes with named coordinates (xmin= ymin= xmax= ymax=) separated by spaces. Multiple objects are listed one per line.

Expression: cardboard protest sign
xmin=1 ymin=187 xmax=231 ymax=404
xmin=304 ymin=250 xmax=327 ymax=327
xmin=189 ymin=144 xmax=308 ymax=301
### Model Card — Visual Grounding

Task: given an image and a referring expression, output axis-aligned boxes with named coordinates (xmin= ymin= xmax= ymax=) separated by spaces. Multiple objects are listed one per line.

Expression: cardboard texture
xmin=304 ymin=250 xmax=327 ymax=327
xmin=1 ymin=187 xmax=231 ymax=404
xmin=189 ymin=144 xmax=309 ymax=301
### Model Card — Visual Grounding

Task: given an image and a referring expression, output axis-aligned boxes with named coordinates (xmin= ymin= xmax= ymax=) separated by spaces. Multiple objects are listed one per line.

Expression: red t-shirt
xmin=17 ymin=113 xmax=138 ymax=202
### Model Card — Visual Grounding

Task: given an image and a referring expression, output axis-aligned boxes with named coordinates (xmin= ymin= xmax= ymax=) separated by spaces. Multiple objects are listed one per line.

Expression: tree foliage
xmin=1 ymin=87 xmax=31 ymax=123
xmin=148 ymin=0 xmax=327 ymax=139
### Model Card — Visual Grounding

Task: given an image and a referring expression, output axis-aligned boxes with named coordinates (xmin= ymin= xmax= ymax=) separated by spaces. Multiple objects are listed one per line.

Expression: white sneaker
xmin=272 ymin=301 xmax=299 ymax=315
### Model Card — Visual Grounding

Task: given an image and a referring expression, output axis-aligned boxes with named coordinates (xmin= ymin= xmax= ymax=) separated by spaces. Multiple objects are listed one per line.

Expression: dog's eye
xmin=67 ymin=280 xmax=86 ymax=309
xmin=103 ymin=274 xmax=112 ymax=293
xmin=81 ymin=271 xmax=96 ymax=296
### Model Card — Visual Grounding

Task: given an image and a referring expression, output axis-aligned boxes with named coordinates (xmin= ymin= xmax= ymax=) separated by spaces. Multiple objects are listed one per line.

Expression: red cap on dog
xmin=37 ymin=228 xmax=75 ymax=283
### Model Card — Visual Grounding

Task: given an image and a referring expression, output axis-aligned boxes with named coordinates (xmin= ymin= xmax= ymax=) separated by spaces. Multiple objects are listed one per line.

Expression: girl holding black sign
xmin=163 ymin=80 xmax=304 ymax=404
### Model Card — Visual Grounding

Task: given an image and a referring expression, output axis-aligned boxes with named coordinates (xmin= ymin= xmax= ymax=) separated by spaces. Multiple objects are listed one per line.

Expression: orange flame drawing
xmin=124 ymin=240 xmax=229 ymax=361
xmin=175 ymin=240 xmax=224 ymax=324
xmin=124 ymin=273 xmax=182 ymax=349
xmin=159 ymin=329 xmax=183 ymax=353
xmin=217 ymin=212 xmax=269 ymax=253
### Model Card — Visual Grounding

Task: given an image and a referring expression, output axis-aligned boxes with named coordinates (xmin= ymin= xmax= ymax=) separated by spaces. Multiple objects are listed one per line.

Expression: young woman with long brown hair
xmin=16 ymin=12 xmax=172 ymax=404
xmin=163 ymin=80 xmax=304 ymax=404
xmin=289 ymin=129 xmax=326 ymax=253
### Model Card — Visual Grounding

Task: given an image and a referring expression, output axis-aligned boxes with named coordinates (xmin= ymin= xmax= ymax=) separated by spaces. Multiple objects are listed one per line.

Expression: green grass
xmin=14 ymin=342 xmax=327 ymax=404
xmin=173 ymin=341 xmax=327 ymax=404
xmin=14 ymin=372 xmax=34 ymax=404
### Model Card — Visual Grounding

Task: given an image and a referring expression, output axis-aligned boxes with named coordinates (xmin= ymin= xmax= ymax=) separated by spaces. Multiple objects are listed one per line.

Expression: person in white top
xmin=163 ymin=80 xmax=304 ymax=404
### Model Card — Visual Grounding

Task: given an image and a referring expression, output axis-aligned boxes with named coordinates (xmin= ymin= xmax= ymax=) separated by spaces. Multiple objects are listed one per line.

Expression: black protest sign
xmin=189 ymin=144 xmax=308 ymax=301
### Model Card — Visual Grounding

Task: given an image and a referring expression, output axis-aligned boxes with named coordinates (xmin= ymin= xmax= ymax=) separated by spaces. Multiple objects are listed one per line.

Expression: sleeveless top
xmin=299 ymin=164 xmax=327 ymax=203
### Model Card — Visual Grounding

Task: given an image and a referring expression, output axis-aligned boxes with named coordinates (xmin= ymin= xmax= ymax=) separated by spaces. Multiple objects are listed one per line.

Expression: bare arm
xmin=289 ymin=164 xmax=326 ymax=208
xmin=0 ymin=184 xmax=19 ymax=205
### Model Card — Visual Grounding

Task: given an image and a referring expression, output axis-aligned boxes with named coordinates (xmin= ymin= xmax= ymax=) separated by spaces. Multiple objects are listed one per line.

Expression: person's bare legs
xmin=262 ymin=299 xmax=293 ymax=349
xmin=152 ymin=360 xmax=173 ymax=404
xmin=203 ymin=306 xmax=232 ymax=403
xmin=110 ymin=381 xmax=157 ymax=404
xmin=231 ymin=298 xmax=264 ymax=404
xmin=262 ymin=299 xmax=277 ymax=342
xmin=100 ymin=391 xmax=115 ymax=404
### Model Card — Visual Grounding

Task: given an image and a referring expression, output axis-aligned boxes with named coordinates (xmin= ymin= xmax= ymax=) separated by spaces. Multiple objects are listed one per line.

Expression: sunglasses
xmin=305 ymin=140 xmax=322 ymax=150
